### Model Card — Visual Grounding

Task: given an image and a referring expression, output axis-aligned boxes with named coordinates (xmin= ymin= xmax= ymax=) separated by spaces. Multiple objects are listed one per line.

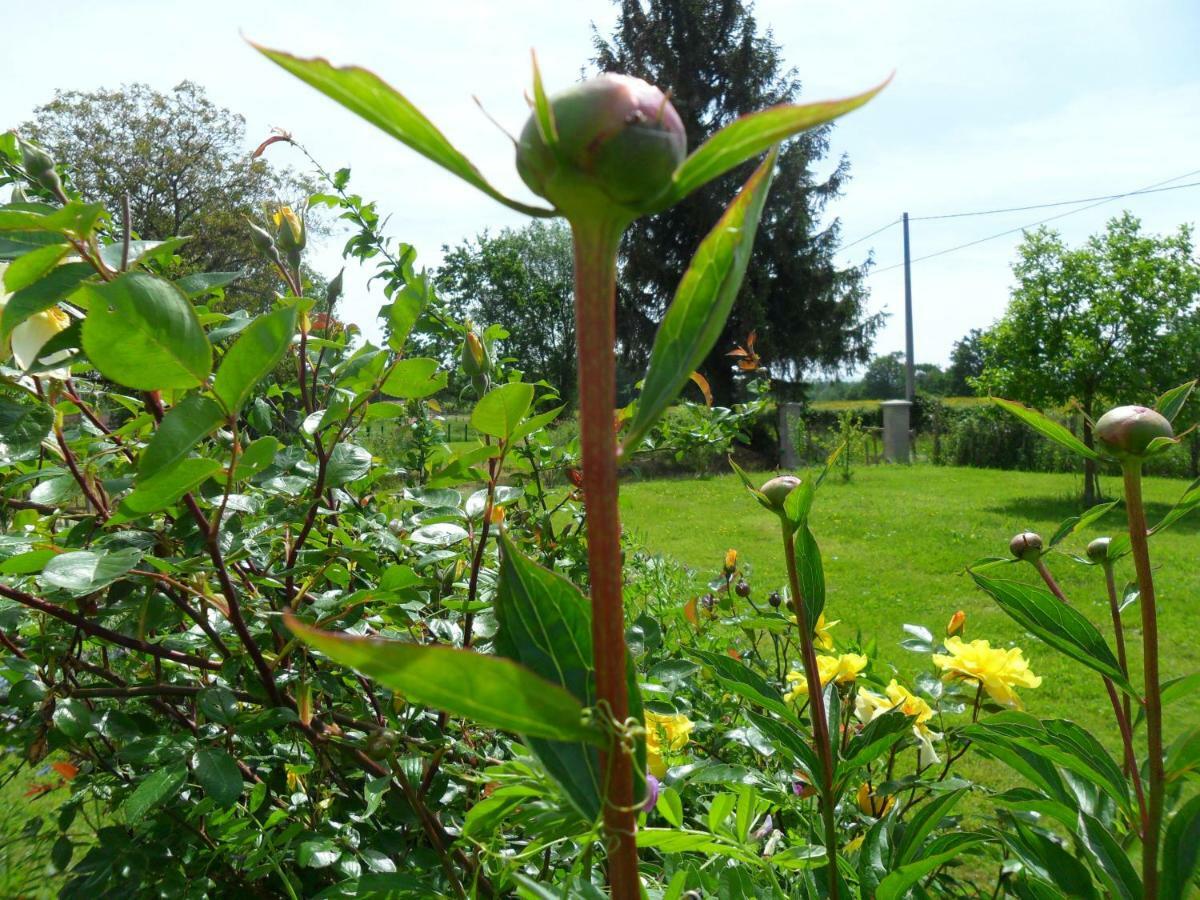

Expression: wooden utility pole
xmin=902 ymin=211 xmax=915 ymax=401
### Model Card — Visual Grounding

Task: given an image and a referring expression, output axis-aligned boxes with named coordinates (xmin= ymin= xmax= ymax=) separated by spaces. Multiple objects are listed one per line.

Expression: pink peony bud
xmin=1095 ymin=405 xmax=1174 ymax=458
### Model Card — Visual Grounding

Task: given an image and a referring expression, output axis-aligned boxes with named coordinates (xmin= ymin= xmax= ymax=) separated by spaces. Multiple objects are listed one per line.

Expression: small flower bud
xmin=1095 ymin=405 xmax=1174 ymax=458
xmin=1009 ymin=531 xmax=1043 ymax=562
xmin=1086 ymin=536 xmax=1111 ymax=564
xmin=246 ymin=217 xmax=280 ymax=259
xmin=325 ymin=268 xmax=344 ymax=307
xmin=364 ymin=728 xmax=399 ymax=760
xmin=759 ymin=475 xmax=802 ymax=512
xmin=516 ymin=74 xmax=686 ymax=217
xmin=642 ymin=773 xmax=660 ymax=813
xmin=272 ymin=205 xmax=306 ymax=253
xmin=19 ymin=139 xmax=65 ymax=198
xmin=723 ymin=548 xmax=738 ymax=574
xmin=768 ymin=591 xmax=782 ymax=609
xmin=946 ymin=610 xmax=966 ymax=637
xmin=297 ymin=681 xmax=313 ymax=726
xmin=735 ymin=580 xmax=751 ymax=598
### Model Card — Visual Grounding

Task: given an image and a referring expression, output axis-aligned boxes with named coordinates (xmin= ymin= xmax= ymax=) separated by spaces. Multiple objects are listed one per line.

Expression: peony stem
xmin=571 ymin=214 xmax=639 ymax=899
xmin=781 ymin=518 xmax=840 ymax=900
xmin=1122 ymin=460 xmax=1163 ymax=895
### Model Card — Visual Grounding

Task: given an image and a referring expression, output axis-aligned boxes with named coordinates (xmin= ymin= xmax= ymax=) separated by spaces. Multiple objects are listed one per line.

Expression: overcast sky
xmin=3 ymin=0 xmax=1198 ymax=369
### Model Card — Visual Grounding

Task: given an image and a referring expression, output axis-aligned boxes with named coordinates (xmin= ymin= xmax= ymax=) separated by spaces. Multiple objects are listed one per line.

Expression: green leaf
xmin=380 ymin=357 xmax=447 ymax=399
xmin=1076 ymin=810 xmax=1140 ymax=900
xmin=326 ymin=443 xmax=372 ymax=486
xmin=1155 ymin=380 xmax=1195 ymax=422
xmin=623 ymin=149 xmax=777 ymax=452
xmin=1150 ymin=476 xmax=1200 ymax=536
xmin=0 ymin=397 xmax=52 ymax=463
xmin=192 ymin=748 xmax=242 ymax=809
xmin=123 ymin=764 xmax=187 ymax=824
xmin=656 ymin=786 xmax=683 ymax=827
xmin=212 ymin=305 xmax=298 ymax=414
xmin=176 ymin=271 xmax=242 ymax=298
xmin=1161 ymin=793 xmax=1200 ymax=899
xmin=1007 ymin=821 xmax=1098 ymax=898
xmin=111 ymin=458 xmax=223 ymax=522
xmin=876 ymin=832 xmax=991 ymax=900
xmin=529 ymin=50 xmax=558 ymax=145
xmin=233 ymin=436 xmax=279 ymax=481
xmin=744 ymin=709 xmax=820 ymax=783
xmin=471 ymin=382 xmax=535 ymax=441
xmin=0 ymin=262 xmax=92 ymax=342
xmin=509 ymin=404 xmax=564 ymax=443
xmin=41 ymin=548 xmax=143 ymax=596
xmin=139 ymin=395 xmax=226 ymax=480
xmin=969 ymin=570 xmax=1131 ymax=692
xmin=1048 ymin=500 xmax=1120 ymax=548
xmin=794 ymin=523 xmax=826 ymax=629
xmin=1165 ymin=727 xmax=1200 ymax=780
xmin=837 ymin=709 xmax=911 ymax=778
xmin=690 ymin=649 xmax=794 ymax=721
xmin=664 ymin=80 xmax=887 ymax=205
xmin=53 ymin=698 xmax=93 ymax=741
xmin=3 ymin=243 xmax=71 ymax=292
xmin=493 ymin=532 xmax=643 ymax=820
xmin=0 ymin=202 xmax=106 ymax=239
xmin=252 ymin=44 xmax=555 ymax=218
xmin=383 ymin=282 xmax=428 ymax=351
xmin=298 ymin=838 xmax=341 ymax=869
xmin=895 ymin=788 xmax=967 ymax=866
xmin=992 ymin=397 xmax=1102 ymax=461
xmin=80 ymin=272 xmax=212 ymax=390
xmin=286 ymin=615 xmax=604 ymax=746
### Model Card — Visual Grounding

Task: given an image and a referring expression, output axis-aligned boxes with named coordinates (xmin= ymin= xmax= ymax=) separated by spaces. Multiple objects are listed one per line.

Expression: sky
xmin=3 ymin=0 xmax=1198 ymax=370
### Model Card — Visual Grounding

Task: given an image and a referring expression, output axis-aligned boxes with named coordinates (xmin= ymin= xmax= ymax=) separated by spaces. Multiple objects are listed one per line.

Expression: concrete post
xmin=880 ymin=400 xmax=912 ymax=463
xmin=779 ymin=402 xmax=803 ymax=468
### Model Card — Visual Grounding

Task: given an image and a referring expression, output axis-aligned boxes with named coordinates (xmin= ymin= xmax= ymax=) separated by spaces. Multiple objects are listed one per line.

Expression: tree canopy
xmin=978 ymin=213 xmax=1200 ymax=502
xmin=592 ymin=0 xmax=881 ymax=404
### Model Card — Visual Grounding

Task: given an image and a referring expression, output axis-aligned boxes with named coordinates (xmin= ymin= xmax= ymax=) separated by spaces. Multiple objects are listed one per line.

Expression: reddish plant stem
xmin=781 ymin=517 xmax=840 ymax=899
xmin=53 ymin=421 xmax=109 ymax=519
xmin=1032 ymin=558 xmax=1146 ymax=832
xmin=0 ymin=583 xmax=219 ymax=670
xmin=1122 ymin=461 xmax=1163 ymax=895
xmin=1101 ymin=560 xmax=1135 ymax=774
xmin=462 ymin=450 xmax=499 ymax=650
xmin=571 ymin=216 xmax=638 ymax=899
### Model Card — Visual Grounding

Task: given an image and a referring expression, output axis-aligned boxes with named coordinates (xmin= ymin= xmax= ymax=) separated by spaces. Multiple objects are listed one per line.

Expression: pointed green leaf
xmin=1150 ymin=476 xmax=1200 ymax=536
xmin=969 ymin=570 xmax=1131 ymax=692
xmin=111 ymin=457 xmax=222 ymax=523
xmin=664 ymin=80 xmax=887 ymax=205
xmin=252 ymin=44 xmax=554 ymax=218
xmin=690 ymin=648 xmax=794 ymax=720
xmin=1076 ymin=810 xmax=1140 ymax=900
xmin=1162 ymin=793 xmax=1200 ymax=899
xmin=41 ymin=548 xmax=143 ymax=596
xmin=471 ymin=382 xmax=535 ymax=441
xmin=895 ymin=788 xmax=968 ymax=866
xmin=80 ymin=272 xmax=212 ymax=390
xmin=624 ymin=149 xmax=777 ymax=452
xmin=992 ymin=397 xmax=1101 ymax=461
xmin=530 ymin=50 xmax=558 ymax=146
xmin=3 ymin=243 xmax=71 ymax=292
xmin=0 ymin=262 xmax=92 ymax=342
xmin=123 ymin=764 xmax=187 ymax=824
xmin=139 ymin=395 xmax=226 ymax=480
xmin=494 ymin=533 xmax=644 ymax=820
xmin=795 ymin=523 xmax=825 ymax=629
xmin=1155 ymin=380 xmax=1195 ymax=423
xmin=876 ymin=833 xmax=991 ymax=900
xmin=285 ymin=616 xmax=604 ymax=746
xmin=212 ymin=305 xmax=298 ymax=414
xmin=193 ymin=748 xmax=243 ymax=809
xmin=176 ymin=271 xmax=242 ymax=298
xmin=380 ymin=357 xmax=447 ymax=399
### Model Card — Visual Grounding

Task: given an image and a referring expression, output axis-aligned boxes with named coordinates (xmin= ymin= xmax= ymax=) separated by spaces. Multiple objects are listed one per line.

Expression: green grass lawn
xmin=620 ymin=464 xmax=1200 ymax=764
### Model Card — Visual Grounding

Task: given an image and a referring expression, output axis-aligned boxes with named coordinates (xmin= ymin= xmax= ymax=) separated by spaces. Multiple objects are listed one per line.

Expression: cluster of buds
xmin=18 ymin=137 xmax=66 ymax=201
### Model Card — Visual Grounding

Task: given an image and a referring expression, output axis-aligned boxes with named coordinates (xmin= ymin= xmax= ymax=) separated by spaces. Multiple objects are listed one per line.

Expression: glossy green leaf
xmin=509 ymin=404 xmax=564 ymax=442
xmin=0 ymin=397 xmax=52 ymax=463
xmin=970 ymin=570 xmax=1131 ymax=692
xmin=1048 ymin=500 xmax=1119 ymax=548
xmin=41 ymin=548 xmax=143 ymax=596
xmin=212 ymin=305 xmax=298 ymax=414
xmin=380 ymin=357 xmax=447 ymax=399
xmin=744 ymin=710 xmax=819 ymax=783
xmin=176 ymin=271 xmax=242 ymax=298
xmin=0 ymin=262 xmax=92 ymax=342
xmin=876 ymin=832 xmax=991 ymax=900
xmin=992 ymin=397 xmax=1102 ymax=461
xmin=1155 ymin=380 xmax=1195 ymax=422
xmin=691 ymin=649 xmax=794 ymax=720
xmin=494 ymin=532 xmax=643 ymax=820
xmin=3 ymin=243 xmax=71 ymax=292
xmin=837 ymin=709 xmax=911 ymax=778
xmin=232 ymin=436 xmax=280 ymax=481
xmin=326 ymin=443 xmax=372 ymax=486
xmin=383 ymin=279 xmax=429 ymax=351
xmin=123 ymin=764 xmax=187 ymax=824
xmin=795 ymin=523 xmax=825 ymax=629
xmin=193 ymin=748 xmax=243 ymax=808
xmin=623 ymin=149 xmax=777 ymax=452
xmin=1150 ymin=476 xmax=1200 ymax=536
xmin=663 ymin=79 xmax=887 ymax=206
xmin=1076 ymin=810 xmax=1140 ymax=900
xmin=53 ymin=698 xmax=93 ymax=741
xmin=1161 ymin=793 xmax=1200 ymax=899
xmin=895 ymin=789 xmax=967 ymax=865
xmin=286 ymin=616 xmax=604 ymax=746
xmin=1007 ymin=821 xmax=1098 ymax=899
xmin=471 ymin=382 xmax=535 ymax=441
xmin=0 ymin=202 xmax=106 ymax=239
xmin=253 ymin=44 xmax=554 ymax=218
xmin=139 ymin=395 xmax=226 ymax=480
xmin=80 ymin=272 xmax=212 ymax=390
xmin=112 ymin=458 xmax=223 ymax=522
xmin=529 ymin=50 xmax=558 ymax=145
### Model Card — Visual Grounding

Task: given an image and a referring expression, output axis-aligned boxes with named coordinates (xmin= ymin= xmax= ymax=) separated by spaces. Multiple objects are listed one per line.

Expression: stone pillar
xmin=880 ymin=400 xmax=912 ymax=463
xmin=778 ymin=402 xmax=803 ymax=468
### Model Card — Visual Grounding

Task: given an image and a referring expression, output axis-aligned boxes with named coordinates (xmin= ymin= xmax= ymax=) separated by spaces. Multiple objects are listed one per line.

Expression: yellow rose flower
xmin=932 ymin=636 xmax=1042 ymax=709
xmin=0 ymin=263 xmax=72 ymax=379
xmin=814 ymin=613 xmax=839 ymax=651
xmin=271 ymin=205 xmax=306 ymax=251
xmin=856 ymin=679 xmax=943 ymax=767
xmin=783 ymin=652 xmax=867 ymax=703
xmin=856 ymin=782 xmax=893 ymax=817
xmin=644 ymin=710 xmax=694 ymax=778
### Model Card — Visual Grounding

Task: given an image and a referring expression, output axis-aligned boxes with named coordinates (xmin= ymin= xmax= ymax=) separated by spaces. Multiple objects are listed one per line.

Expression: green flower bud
xmin=1009 ymin=531 xmax=1043 ymax=562
xmin=19 ymin=139 xmax=65 ymax=198
xmin=1086 ymin=536 xmax=1111 ymax=564
xmin=272 ymin=205 xmax=306 ymax=253
xmin=461 ymin=328 xmax=491 ymax=397
xmin=325 ymin=268 xmax=344 ymax=307
xmin=516 ymin=74 xmax=686 ymax=217
xmin=246 ymin=217 xmax=279 ymax=258
xmin=759 ymin=475 xmax=801 ymax=511
xmin=1095 ymin=405 xmax=1174 ymax=458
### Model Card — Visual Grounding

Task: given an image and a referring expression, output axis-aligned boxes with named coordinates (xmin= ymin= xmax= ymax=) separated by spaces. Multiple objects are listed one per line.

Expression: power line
xmin=866 ymin=174 xmax=1200 ymax=277
xmin=909 ymin=169 xmax=1200 ymax=221
xmin=839 ymin=217 xmax=900 ymax=250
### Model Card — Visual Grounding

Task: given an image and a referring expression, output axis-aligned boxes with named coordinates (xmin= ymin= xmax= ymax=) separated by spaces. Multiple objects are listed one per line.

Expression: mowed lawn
xmin=620 ymin=464 xmax=1200 ymax=756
